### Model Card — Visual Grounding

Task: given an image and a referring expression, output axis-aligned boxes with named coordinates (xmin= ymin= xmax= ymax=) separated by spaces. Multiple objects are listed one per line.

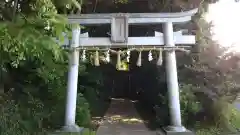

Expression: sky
xmin=204 ymin=0 xmax=240 ymax=54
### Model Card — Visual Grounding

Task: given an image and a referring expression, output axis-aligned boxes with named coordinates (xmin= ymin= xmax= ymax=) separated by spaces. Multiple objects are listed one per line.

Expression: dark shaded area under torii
xmin=96 ymin=99 xmax=159 ymax=135
xmin=80 ymin=51 xmax=172 ymax=131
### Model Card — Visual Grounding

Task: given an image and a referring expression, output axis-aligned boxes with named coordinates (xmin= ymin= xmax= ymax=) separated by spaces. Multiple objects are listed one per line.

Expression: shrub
xmin=210 ymin=99 xmax=240 ymax=132
xmin=179 ymin=84 xmax=240 ymax=134
xmin=179 ymin=84 xmax=202 ymax=127
xmin=0 ymin=93 xmax=48 ymax=135
xmin=76 ymin=93 xmax=91 ymax=127
xmin=0 ymin=89 xmax=92 ymax=134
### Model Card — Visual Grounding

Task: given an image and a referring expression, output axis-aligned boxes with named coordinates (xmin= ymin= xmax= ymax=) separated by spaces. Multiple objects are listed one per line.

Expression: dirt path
xmin=96 ymin=98 xmax=157 ymax=135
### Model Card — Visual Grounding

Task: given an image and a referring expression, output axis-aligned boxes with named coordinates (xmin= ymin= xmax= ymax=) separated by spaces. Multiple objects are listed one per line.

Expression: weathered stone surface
xmin=161 ymin=127 xmax=194 ymax=135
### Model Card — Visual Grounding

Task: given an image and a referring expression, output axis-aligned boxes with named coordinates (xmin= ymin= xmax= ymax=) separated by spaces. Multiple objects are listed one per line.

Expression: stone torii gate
xmin=61 ymin=8 xmax=198 ymax=135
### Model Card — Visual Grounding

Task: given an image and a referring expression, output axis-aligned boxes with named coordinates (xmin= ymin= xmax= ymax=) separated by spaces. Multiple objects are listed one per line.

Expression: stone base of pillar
xmin=156 ymin=126 xmax=194 ymax=135
xmin=52 ymin=125 xmax=84 ymax=134
xmin=62 ymin=125 xmax=84 ymax=132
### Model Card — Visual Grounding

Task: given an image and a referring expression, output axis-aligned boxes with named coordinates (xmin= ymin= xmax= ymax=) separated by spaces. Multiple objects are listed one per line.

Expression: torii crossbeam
xmin=61 ymin=8 xmax=198 ymax=135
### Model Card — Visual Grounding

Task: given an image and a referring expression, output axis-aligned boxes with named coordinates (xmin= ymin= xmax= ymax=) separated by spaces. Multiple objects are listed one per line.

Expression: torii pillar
xmin=62 ymin=25 xmax=84 ymax=133
xmin=161 ymin=22 xmax=193 ymax=135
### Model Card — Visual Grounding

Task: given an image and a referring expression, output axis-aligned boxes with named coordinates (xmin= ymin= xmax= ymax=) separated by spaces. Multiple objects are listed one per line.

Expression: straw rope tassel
xmin=157 ymin=49 xmax=163 ymax=66
xmin=116 ymin=50 xmax=121 ymax=69
xmin=106 ymin=50 xmax=110 ymax=63
xmin=136 ymin=50 xmax=142 ymax=67
xmin=148 ymin=50 xmax=153 ymax=61
xmin=127 ymin=50 xmax=130 ymax=63
xmin=94 ymin=50 xmax=100 ymax=66
xmin=81 ymin=49 xmax=86 ymax=62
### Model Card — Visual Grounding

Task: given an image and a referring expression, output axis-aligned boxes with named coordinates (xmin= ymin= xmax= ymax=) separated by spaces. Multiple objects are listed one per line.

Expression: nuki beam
xmin=60 ymin=30 xmax=195 ymax=48
xmin=78 ymin=31 xmax=195 ymax=47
